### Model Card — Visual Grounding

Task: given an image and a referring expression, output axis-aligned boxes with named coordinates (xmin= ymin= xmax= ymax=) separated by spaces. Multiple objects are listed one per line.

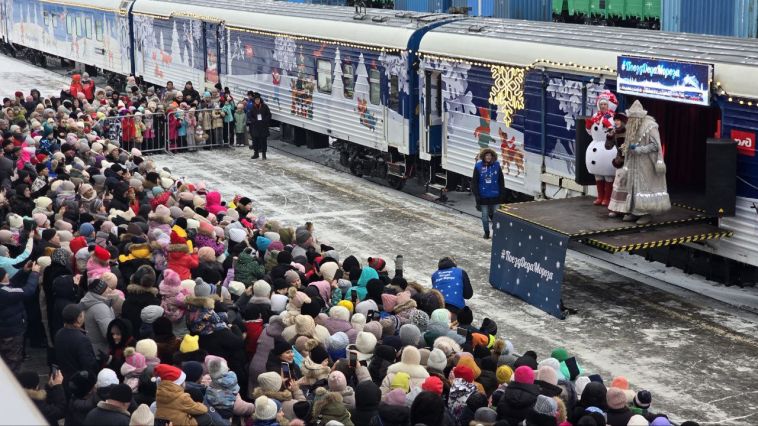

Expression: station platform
xmin=489 ymin=196 xmax=733 ymax=318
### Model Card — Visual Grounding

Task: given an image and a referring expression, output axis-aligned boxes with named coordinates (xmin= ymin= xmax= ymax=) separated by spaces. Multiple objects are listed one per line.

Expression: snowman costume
xmin=585 ymin=91 xmax=618 ymax=206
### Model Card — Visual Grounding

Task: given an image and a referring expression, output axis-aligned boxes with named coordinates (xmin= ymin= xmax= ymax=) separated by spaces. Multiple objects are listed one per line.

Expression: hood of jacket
xmin=126 ymin=283 xmax=159 ymax=296
xmin=503 ymin=382 xmax=540 ymax=409
xmin=252 ymin=388 xmax=293 ymax=402
xmin=185 ymin=295 xmax=216 ymax=310
xmin=80 ymin=291 xmax=110 ymax=310
xmin=107 ymin=317 xmax=134 ymax=349
xmin=377 ymin=403 xmax=410 ymax=424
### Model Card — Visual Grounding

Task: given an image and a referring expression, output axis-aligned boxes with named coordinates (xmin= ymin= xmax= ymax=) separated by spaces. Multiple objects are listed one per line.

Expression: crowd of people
xmin=0 ymin=77 xmax=704 ymax=426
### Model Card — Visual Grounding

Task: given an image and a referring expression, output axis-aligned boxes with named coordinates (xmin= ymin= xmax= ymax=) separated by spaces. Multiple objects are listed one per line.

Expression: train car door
xmin=384 ymin=67 xmax=407 ymax=150
xmin=420 ymin=69 xmax=442 ymax=159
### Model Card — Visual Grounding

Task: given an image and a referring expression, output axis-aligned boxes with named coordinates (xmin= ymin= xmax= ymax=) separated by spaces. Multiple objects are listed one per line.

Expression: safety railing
xmin=164 ymin=107 xmax=236 ymax=153
xmin=98 ymin=112 xmax=167 ymax=154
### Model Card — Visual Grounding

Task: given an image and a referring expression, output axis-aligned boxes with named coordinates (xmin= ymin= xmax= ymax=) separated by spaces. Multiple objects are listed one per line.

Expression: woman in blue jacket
xmin=471 ymin=148 xmax=505 ymax=239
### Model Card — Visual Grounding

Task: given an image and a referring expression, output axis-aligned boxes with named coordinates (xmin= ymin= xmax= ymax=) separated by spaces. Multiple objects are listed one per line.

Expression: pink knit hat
xmin=381 ymin=294 xmax=398 ymax=312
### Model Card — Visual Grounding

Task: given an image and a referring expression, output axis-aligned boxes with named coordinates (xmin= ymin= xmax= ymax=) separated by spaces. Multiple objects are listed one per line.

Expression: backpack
xmin=235 ymin=247 xmax=265 ymax=285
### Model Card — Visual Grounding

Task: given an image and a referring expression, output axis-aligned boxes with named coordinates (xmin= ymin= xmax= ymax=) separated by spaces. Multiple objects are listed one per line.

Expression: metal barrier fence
xmin=164 ymin=108 xmax=236 ymax=153
xmin=99 ymin=113 xmax=167 ymax=154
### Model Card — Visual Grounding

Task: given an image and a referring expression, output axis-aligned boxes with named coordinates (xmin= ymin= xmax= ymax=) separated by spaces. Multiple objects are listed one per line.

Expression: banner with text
xmin=617 ymin=55 xmax=712 ymax=106
xmin=489 ymin=212 xmax=569 ymax=318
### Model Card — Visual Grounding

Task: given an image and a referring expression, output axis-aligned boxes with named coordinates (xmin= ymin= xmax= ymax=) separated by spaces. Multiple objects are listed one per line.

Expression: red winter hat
xmin=154 ymin=364 xmax=186 ymax=385
xmin=69 ymin=236 xmax=88 ymax=255
xmin=421 ymin=376 xmax=444 ymax=395
xmin=368 ymin=257 xmax=386 ymax=271
xmin=94 ymin=245 xmax=110 ymax=262
xmin=514 ymin=366 xmax=535 ymax=384
xmin=14 ymin=91 xmax=23 ymax=98
xmin=170 ymin=230 xmax=186 ymax=245
xmin=453 ymin=365 xmax=475 ymax=383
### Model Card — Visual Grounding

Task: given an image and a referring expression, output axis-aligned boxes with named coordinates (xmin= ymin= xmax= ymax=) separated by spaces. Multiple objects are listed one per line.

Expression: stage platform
xmin=490 ymin=196 xmax=733 ymax=318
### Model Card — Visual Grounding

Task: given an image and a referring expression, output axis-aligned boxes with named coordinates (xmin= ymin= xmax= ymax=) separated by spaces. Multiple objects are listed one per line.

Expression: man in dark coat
xmin=17 ymin=370 xmax=66 ymax=426
xmin=182 ymin=81 xmax=201 ymax=104
xmin=247 ymin=93 xmax=271 ymax=160
xmin=83 ymin=383 xmax=133 ymax=426
xmin=54 ymin=304 xmax=98 ymax=394
xmin=120 ymin=264 xmax=160 ymax=336
xmin=496 ymin=366 xmax=540 ymax=425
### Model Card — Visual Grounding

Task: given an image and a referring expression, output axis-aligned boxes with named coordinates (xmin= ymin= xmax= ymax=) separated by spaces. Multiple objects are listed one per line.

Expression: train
xmin=2 ymin=0 xmax=758 ymax=271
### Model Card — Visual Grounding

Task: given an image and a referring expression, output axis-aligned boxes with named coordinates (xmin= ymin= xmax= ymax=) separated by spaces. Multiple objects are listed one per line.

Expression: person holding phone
xmin=266 ymin=339 xmax=301 ymax=382
xmin=16 ymin=369 xmax=66 ymax=426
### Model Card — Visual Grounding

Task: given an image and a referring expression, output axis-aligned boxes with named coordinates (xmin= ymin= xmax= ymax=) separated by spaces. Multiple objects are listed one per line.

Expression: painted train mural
xmin=2 ymin=0 xmax=758 ymax=268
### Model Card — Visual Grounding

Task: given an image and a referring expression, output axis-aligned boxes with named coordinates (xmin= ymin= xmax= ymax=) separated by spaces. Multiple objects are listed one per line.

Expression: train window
xmin=43 ymin=11 xmax=50 ymax=26
xmin=389 ymin=75 xmax=400 ymax=111
xmin=66 ymin=15 xmax=73 ymax=34
xmin=369 ymin=69 xmax=380 ymax=105
xmin=317 ymin=59 xmax=332 ymax=94
xmin=342 ymin=63 xmax=354 ymax=99
xmin=85 ymin=17 xmax=93 ymax=39
xmin=95 ymin=21 xmax=104 ymax=41
xmin=76 ymin=16 xmax=83 ymax=37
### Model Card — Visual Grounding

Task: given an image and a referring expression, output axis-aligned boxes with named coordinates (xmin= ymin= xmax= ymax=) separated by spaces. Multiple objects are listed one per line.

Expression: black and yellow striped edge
xmin=586 ymin=231 xmax=734 ymax=254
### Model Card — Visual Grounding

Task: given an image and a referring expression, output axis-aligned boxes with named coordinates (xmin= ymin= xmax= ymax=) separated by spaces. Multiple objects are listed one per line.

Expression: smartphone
xmin=281 ymin=362 xmax=290 ymax=378
xmin=50 ymin=364 xmax=59 ymax=377
xmin=367 ymin=310 xmax=377 ymax=321
xmin=349 ymin=350 xmax=358 ymax=368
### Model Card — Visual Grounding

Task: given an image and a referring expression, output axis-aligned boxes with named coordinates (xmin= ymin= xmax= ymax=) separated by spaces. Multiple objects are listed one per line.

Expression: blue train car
xmin=1 ymin=0 xmax=133 ymax=74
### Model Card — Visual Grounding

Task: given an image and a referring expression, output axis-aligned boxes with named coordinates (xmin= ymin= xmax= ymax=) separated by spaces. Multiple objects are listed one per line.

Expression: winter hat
xmin=253 ymin=280 xmax=272 ymax=297
xmin=68 ymin=370 xmax=97 ymax=399
xmin=329 ymin=306 xmax=350 ymax=322
xmin=474 ymin=407 xmax=498 ymax=424
xmin=179 ymin=334 xmax=200 ymax=353
xmin=351 ymin=313 xmax=366 ymax=330
xmin=328 ymin=371 xmax=347 ymax=392
xmin=320 ymin=262 xmax=339 ymax=282
xmin=430 ymin=309 xmax=450 ymax=325
xmin=537 ymin=357 xmax=562 ymax=376
xmin=634 ymin=390 xmax=652 ymax=409
xmin=258 ymin=372 xmax=283 ymax=392
xmin=310 ymin=344 xmax=330 ymax=364
xmin=611 ymin=376 xmax=630 ymax=390
xmin=496 ymin=365 xmax=513 ymax=384
xmin=136 ymin=339 xmax=158 ymax=359
xmin=273 ymin=339 xmax=293 ymax=357
xmin=93 ymin=245 xmax=110 ymax=262
xmin=537 ymin=366 xmax=558 ymax=386
xmin=7 ymin=214 xmax=24 ymax=230
xmin=193 ymin=278 xmax=212 ymax=297
xmin=606 ymin=387 xmax=628 ymax=410
xmin=205 ymin=355 xmax=230 ymax=380
xmin=457 ymin=306 xmax=473 ymax=326
xmin=182 ymin=361 xmax=204 ymax=383
xmin=514 ymin=366 xmax=535 ymax=384
xmin=354 ymin=332 xmax=377 ymax=360
xmin=295 ymin=228 xmax=311 ymax=245
xmin=79 ymin=222 xmax=95 ymax=236
xmin=140 ymin=305 xmax=164 ymax=324
xmin=363 ymin=321 xmax=383 ymax=341
xmin=154 ymin=364 xmax=186 ymax=385
xmin=337 ymin=300 xmax=354 ymax=313
xmin=433 ymin=336 xmax=462 ymax=357
xmin=551 ymin=347 xmax=569 ymax=362
xmin=16 ymin=371 xmax=40 ymax=389
xmin=452 ymin=365 xmax=475 ymax=383
xmin=456 ymin=356 xmax=481 ymax=379
xmin=34 ymin=213 xmax=49 ymax=228
xmin=109 ymin=384 xmax=134 ymax=403
xmin=651 ymin=417 xmax=672 ymax=426
xmin=228 ymin=281 xmax=245 ymax=297
xmin=390 ymin=372 xmax=411 ymax=392
xmin=533 ymin=394 xmax=558 ymax=416
xmin=228 ymin=228 xmax=246 ymax=243
xmin=627 ymin=415 xmax=650 ymax=426
xmin=421 ymin=376 xmax=444 ymax=395
xmin=327 ymin=332 xmax=349 ymax=353
xmin=427 ymin=348 xmax=447 ymax=372
xmin=408 ymin=310 xmax=430 ymax=332
xmin=124 ymin=347 xmax=147 ymax=370
xmin=255 ymin=395 xmax=279 ymax=421
xmin=399 ymin=324 xmax=421 ymax=347
xmin=130 ymin=404 xmax=154 ymax=426
xmin=88 ymin=279 xmax=108 ymax=295
xmin=355 ymin=299 xmax=378 ymax=317
xmin=96 ymin=369 xmax=119 ymax=388
xmin=384 ymin=388 xmax=407 ymax=406
xmin=180 ymin=279 xmax=196 ymax=294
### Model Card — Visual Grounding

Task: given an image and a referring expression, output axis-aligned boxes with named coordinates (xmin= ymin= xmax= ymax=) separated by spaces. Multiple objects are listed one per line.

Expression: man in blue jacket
xmin=0 ymin=261 xmax=39 ymax=371
xmin=432 ymin=257 xmax=473 ymax=318
xmin=472 ymin=147 xmax=505 ymax=239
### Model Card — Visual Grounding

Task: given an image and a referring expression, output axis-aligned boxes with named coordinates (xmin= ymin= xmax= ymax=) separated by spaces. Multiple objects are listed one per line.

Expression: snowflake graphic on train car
xmin=273 ymin=36 xmax=297 ymax=74
xmin=378 ymin=51 xmax=409 ymax=95
xmin=422 ymin=58 xmax=476 ymax=136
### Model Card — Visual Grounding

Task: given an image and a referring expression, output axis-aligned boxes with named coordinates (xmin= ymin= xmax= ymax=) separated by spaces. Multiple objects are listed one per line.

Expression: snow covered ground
xmin=4 ymin=52 xmax=758 ymax=424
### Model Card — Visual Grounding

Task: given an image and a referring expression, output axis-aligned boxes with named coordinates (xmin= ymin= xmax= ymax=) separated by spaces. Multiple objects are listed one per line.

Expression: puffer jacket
xmin=155 ymin=380 xmax=208 ymax=426
xmin=204 ymin=371 xmax=238 ymax=418
xmin=167 ymin=243 xmax=199 ymax=280
xmin=249 ymin=317 xmax=285 ymax=392
xmin=496 ymin=381 xmax=540 ymax=424
xmin=79 ymin=290 xmax=115 ymax=356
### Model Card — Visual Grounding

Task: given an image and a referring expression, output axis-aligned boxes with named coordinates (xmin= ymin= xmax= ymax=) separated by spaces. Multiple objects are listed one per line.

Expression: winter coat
xmin=248 ymin=102 xmax=271 ymax=139
xmin=105 ymin=317 xmax=134 ymax=373
xmin=79 ymin=290 xmax=116 ymax=356
xmin=205 ymin=191 xmax=226 ymax=216
xmin=200 ymin=328 xmax=247 ymax=389
xmin=167 ymin=243 xmax=199 ymax=280
xmin=448 ymin=379 xmax=478 ymax=419
xmin=27 ymin=386 xmax=66 ymax=426
xmin=312 ymin=390 xmax=354 ymax=426
xmin=607 ymin=407 xmax=634 ymax=426
xmin=625 ymin=113 xmax=671 ymax=216
xmin=234 ymin=110 xmax=247 ymax=134
xmin=185 ymin=295 xmax=225 ymax=336
xmin=54 ymin=326 xmax=99 ymax=387
xmin=380 ymin=356 xmax=429 ymax=396
xmin=471 ymin=148 xmax=504 ymax=206
xmin=192 ymin=260 xmax=224 ymax=284
xmin=155 ymin=381 xmax=208 ymax=426
xmin=370 ymin=403 xmax=410 ymax=426
xmin=496 ymin=381 xmax=540 ymax=424
xmin=205 ymin=371 xmax=239 ymax=418
xmin=50 ymin=272 xmax=81 ymax=338
xmin=121 ymin=284 xmax=160 ymax=337
xmin=0 ymin=271 xmax=39 ymax=338
xmin=66 ymin=393 xmax=98 ymax=426
xmin=570 ymin=382 xmax=607 ymax=424
xmin=83 ymin=401 xmax=131 ymax=426
xmin=194 ymin=234 xmax=225 ymax=258
xmin=249 ymin=319 xmax=285 ymax=391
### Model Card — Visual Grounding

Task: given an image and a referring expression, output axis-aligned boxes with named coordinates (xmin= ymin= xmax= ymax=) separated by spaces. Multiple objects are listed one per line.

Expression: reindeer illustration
xmin=499 ymin=128 xmax=524 ymax=177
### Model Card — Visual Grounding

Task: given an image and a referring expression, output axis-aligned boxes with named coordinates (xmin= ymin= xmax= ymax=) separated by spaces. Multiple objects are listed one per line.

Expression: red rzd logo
xmin=731 ymin=129 xmax=756 ymax=157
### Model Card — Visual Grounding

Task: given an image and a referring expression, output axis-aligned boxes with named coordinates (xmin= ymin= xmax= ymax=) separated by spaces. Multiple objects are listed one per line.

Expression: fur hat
xmin=205 ymin=355 xmax=230 ymax=380
xmin=136 ymin=339 xmax=158 ymax=359
xmin=607 ymin=387 xmax=628 ymax=410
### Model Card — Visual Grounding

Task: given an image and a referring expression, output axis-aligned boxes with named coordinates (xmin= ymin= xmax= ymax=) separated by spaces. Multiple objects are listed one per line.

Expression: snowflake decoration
xmin=379 ymin=51 xmax=410 ymax=94
xmin=273 ymin=36 xmax=297 ymax=73
xmin=230 ymin=37 xmax=245 ymax=61
xmin=489 ymin=65 xmax=525 ymax=128
xmin=134 ymin=15 xmax=155 ymax=51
